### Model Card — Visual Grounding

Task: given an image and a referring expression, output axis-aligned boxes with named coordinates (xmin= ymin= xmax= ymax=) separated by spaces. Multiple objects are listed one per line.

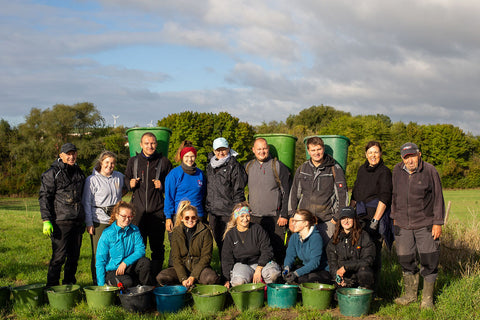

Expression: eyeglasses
xmin=291 ymin=219 xmax=306 ymax=224
xmin=118 ymin=214 xmax=134 ymax=220
xmin=183 ymin=216 xmax=198 ymax=221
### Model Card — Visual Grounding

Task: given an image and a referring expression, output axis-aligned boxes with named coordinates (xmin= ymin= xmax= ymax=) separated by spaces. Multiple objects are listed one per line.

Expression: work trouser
xmin=137 ymin=212 xmax=166 ymax=269
xmin=105 ymin=256 xmax=153 ymax=288
xmin=156 ymin=266 xmax=220 ymax=286
xmin=251 ymin=215 xmax=287 ymax=263
xmin=230 ymin=261 xmax=281 ymax=286
xmin=209 ymin=213 xmax=231 ymax=260
xmin=47 ymin=221 xmax=85 ymax=286
xmin=394 ymin=226 xmax=440 ymax=282
xmin=89 ymin=222 xmax=109 ymax=285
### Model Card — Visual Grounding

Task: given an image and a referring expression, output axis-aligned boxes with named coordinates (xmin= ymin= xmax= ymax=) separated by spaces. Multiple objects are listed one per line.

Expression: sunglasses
xmin=183 ymin=215 xmax=198 ymax=221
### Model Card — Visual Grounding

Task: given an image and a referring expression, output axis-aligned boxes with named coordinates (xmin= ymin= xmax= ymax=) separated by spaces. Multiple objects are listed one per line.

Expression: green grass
xmin=0 ymin=190 xmax=479 ymax=319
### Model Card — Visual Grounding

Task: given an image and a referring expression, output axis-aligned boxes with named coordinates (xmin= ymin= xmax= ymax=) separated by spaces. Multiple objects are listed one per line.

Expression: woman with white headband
xmin=221 ymin=201 xmax=281 ymax=288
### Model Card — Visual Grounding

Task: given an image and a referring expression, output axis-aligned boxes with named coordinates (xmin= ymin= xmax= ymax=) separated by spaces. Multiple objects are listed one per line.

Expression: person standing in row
xmin=245 ymin=137 xmax=291 ymax=263
xmin=125 ymin=132 xmax=173 ymax=277
xmin=39 ymin=143 xmax=85 ymax=287
xmin=392 ymin=142 xmax=445 ymax=309
xmin=288 ymin=136 xmax=348 ymax=242
xmin=205 ymin=137 xmax=247 ymax=258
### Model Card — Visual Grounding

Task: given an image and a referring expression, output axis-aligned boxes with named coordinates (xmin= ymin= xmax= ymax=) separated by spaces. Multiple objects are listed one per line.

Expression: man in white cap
xmin=392 ymin=142 xmax=445 ymax=309
xmin=205 ymin=137 xmax=247 ymax=257
xmin=39 ymin=143 xmax=86 ymax=286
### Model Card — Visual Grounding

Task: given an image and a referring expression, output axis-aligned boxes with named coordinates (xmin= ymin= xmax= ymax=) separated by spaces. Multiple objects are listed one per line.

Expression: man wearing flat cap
xmin=39 ymin=143 xmax=86 ymax=286
xmin=391 ymin=142 xmax=445 ymax=309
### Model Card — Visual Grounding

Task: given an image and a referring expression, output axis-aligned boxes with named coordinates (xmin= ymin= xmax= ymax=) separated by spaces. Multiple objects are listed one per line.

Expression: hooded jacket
xmin=39 ymin=158 xmax=85 ymax=222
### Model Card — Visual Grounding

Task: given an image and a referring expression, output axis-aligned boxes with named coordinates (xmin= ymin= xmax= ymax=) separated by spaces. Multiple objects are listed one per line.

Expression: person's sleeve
xmin=82 ymin=176 xmax=95 ymax=227
xmin=231 ymin=162 xmax=247 ymax=205
xmin=124 ymin=157 xmax=135 ymax=191
xmin=171 ymin=229 xmax=189 ymax=282
xmin=333 ymin=164 xmax=348 ymax=221
xmin=325 ymin=241 xmax=339 ymax=279
xmin=123 ymin=229 xmax=146 ymax=266
xmin=221 ymin=232 xmax=235 ymax=281
xmin=160 ymin=157 xmax=173 ymax=193
xmin=191 ymin=227 xmax=214 ymax=279
xmin=288 ymin=167 xmax=301 ymax=216
xmin=431 ymin=166 xmax=446 ymax=225
xmin=39 ymin=169 xmax=55 ymax=221
xmin=294 ymin=232 xmax=324 ymax=277
xmin=164 ymin=171 xmax=176 ymax=219
xmin=95 ymin=232 xmax=109 ymax=286
xmin=283 ymin=234 xmax=297 ymax=268
xmin=257 ymin=225 xmax=274 ymax=267
xmin=378 ymin=167 xmax=393 ymax=206
xmin=390 ymin=165 xmax=400 ymax=220
xmin=279 ymin=162 xmax=291 ymax=218
xmin=344 ymin=233 xmax=376 ymax=272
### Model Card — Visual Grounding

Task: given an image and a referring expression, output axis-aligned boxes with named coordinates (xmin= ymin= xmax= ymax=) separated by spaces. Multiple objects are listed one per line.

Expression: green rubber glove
xmin=43 ymin=221 xmax=53 ymax=236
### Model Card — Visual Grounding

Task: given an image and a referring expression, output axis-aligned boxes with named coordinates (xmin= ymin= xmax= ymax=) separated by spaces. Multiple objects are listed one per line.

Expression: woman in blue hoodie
xmin=96 ymin=201 xmax=153 ymax=287
xmin=282 ymin=209 xmax=330 ymax=284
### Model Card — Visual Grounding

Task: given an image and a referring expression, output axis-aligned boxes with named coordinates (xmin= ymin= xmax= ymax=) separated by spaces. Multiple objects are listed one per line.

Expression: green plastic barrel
xmin=0 ymin=286 xmax=10 ymax=308
xmin=267 ymin=284 xmax=298 ymax=309
xmin=254 ymin=133 xmax=298 ymax=174
xmin=229 ymin=283 xmax=265 ymax=311
xmin=191 ymin=284 xmax=228 ymax=313
xmin=83 ymin=286 xmax=119 ymax=309
xmin=126 ymin=127 xmax=172 ymax=158
xmin=11 ymin=283 xmax=46 ymax=309
xmin=304 ymin=135 xmax=350 ymax=172
xmin=46 ymin=284 xmax=81 ymax=310
xmin=300 ymin=283 xmax=335 ymax=310
xmin=337 ymin=288 xmax=373 ymax=317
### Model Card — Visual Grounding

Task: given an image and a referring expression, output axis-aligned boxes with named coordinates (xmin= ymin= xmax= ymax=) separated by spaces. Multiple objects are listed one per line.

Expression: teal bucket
xmin=304 ymin=135 xmax=350 ymax=172
xmin=254 ymin=133 xmax=298 ymax=174
xmin=46 ymin=284 xmax=81 ymax=310
xmin=0 ymin=286 xmax=10 ymax=308
xmin=337 ymin=288 xmax=373 ymax=317
xmin=191 ymin=284 xmax=228 ymax=313
xmin=300 ymin=283 xmax=335 ymax=310
xmin=126 ymin=127 xmax=172 ymax=158
xmin=229 ymin=283 xmax=265 ymax=311
xmin=83 ymin=286 xmax=119 ymax=309
xmin=267 ymin=284 xmax=298 ymax=309
xmin=11 ymin=283 xmax=46 ymax=309
xmin=154 ymin=285 xmax=187 ymax=313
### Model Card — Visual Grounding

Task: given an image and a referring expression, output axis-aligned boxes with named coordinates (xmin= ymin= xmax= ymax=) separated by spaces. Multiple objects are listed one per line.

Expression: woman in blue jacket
xmin=96 ymin=201 xmax=153 ymax=287
xmin=282 ymin=209 xmax=330 ymax=284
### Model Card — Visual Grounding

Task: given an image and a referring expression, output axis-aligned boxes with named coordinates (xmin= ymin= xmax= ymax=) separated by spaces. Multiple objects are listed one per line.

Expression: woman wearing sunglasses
xmin=156 ymin=200 xmax=219 ymax=288
xmin=95 ymin=201 xmax=154 ymax=288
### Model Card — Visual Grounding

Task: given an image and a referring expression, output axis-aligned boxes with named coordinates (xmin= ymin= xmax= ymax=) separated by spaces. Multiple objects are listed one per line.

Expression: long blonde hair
xmin=108 ymin=201 xmax=135 ymax=225
xmin=175 ymin=200 xmax=199 ymax=227
xmin=222 ymin=201 xmax=250 ymax=240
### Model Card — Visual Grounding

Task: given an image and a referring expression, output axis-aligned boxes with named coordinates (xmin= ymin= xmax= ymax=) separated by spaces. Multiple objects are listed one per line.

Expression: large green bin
xmin=304 ymin=135 xmax=350 ymax=172
xmin=254 ymin=133 xmax=298 ymax=174
xmin=126 ymin=127 xmax=172 ymax=158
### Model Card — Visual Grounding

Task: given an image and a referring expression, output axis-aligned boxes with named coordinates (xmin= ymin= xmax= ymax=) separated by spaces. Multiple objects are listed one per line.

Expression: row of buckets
xmin=126 ymin=127 xmax=350 ymax=173
xmin=0 ymin=282 xmax=372 ymax=317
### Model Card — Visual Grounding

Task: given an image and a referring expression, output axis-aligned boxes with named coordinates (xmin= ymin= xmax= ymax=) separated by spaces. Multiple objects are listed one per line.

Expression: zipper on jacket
xmin=145 ymin=162 xmax=149 ymax=213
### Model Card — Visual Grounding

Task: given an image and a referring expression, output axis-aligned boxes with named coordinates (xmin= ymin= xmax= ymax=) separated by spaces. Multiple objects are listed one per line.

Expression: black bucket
xmin=118 ymin=285 xmax=155 ymax=313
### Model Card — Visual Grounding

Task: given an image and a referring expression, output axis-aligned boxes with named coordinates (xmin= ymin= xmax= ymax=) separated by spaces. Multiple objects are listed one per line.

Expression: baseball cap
xmin=400 ymin=142 xmax=419 ymax=158
xmin=213 ymin=137 xmax=229 ymax=150
xmin=339 ymin=206 xmax=356 ymax=220
xmin=60 ymin=143 xmax=77 ymax=154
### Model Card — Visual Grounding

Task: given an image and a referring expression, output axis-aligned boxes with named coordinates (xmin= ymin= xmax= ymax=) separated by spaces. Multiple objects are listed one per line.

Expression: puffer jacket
xmin=205 ymin=153 xmax=247 ymax=217
xmin=326 ymin=230 xmax=375 ymax=279
xmin=39 ymin=158 xmax=85 ymax=222
xmin=171 ymin=222 xmax=214 ymax=281
xmin=95 ymin=223 xmax=146 ymax=286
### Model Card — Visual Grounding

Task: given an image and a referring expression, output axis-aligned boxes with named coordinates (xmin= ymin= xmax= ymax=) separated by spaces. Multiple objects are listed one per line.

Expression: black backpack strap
xmin=155 ymin=156 xmax=163 ymax=181
xmin=271 ymin=157 xmax=284 ymax=195
xmin=133 ymin=156 xmax=138 ymax=180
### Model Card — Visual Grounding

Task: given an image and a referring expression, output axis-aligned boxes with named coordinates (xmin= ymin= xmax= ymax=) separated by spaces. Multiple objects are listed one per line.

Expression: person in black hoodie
xmin=39 ymin=143 xmax=86 ymax=286
xmin=205 ymin=137 xmax=247 ymax=258
xmin=326 ymin=207 xmax=375 ymax=290
xmin=125 ymin=132 xmax=173 ymax=277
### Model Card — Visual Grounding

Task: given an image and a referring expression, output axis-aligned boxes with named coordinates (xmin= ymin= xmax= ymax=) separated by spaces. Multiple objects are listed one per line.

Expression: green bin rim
xmin=303 ymin=135 xmax=350 ymax=144
xmin=126 ymin=126 xmax=172 ymax=134
xmin=254 ymin=133 xmax=298 ymax=141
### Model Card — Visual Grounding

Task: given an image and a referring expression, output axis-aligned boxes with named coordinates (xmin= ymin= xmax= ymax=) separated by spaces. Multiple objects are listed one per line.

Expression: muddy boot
xmin=420 ymin=280 xmax=435 ymax=309
xmin=394 ymin=273 xmax=419 ymax=305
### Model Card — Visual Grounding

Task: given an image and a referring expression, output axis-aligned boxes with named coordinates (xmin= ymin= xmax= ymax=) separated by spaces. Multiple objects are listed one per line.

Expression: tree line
xmin=1 ymin=103 xmax=479 ymax=195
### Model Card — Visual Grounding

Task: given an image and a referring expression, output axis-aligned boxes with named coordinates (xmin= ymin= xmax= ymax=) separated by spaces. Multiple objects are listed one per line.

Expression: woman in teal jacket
xmin=96 ymin=201 xmax=153 ymax=287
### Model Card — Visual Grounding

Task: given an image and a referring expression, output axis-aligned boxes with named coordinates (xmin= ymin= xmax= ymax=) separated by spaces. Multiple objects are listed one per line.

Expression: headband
xmin=180 ymin=146 xmax=197 ymax=159
xmin=234 ymin=206 xmax=251 ymax=219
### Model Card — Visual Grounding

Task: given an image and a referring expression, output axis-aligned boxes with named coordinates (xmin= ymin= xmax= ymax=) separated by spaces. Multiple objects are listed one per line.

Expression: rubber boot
xmin=394 ymin=273 xmax=419 ymax=305
xmin=420 ymin=280 xmax=435 ymax=309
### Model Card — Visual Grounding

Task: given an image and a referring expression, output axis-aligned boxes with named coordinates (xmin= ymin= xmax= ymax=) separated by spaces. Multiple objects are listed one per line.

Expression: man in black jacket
xmin=39 ymin=143 xmax=85 ymax=286
xmin=125 ymin=132 xmax=173 ymax=276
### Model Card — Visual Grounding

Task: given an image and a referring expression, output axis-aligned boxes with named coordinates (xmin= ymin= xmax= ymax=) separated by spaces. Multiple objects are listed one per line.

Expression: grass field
xmin=0 ymin=189 xmax=479 ymax=319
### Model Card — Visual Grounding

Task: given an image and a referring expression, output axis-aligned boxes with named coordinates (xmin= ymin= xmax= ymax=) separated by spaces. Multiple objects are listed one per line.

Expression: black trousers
xmin=156 ymin=266 xmax=220 ymax=286
xmin=250 ymin=215 xmax=287 ymax=263
xmin=209 ymin=214 xmax=231 ymax=259
xmin=105 ymin=257 xmax=153 ymax=288
xmin=47 ymin=221 xmax=84 ymax=286
xmin=137 ymin=212 xmax=165 ymax=270
xmin=298 ymin=269 xmax=332 ymax=284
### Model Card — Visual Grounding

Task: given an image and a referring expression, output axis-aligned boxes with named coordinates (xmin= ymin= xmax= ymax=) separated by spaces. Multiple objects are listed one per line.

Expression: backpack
xmin=133 ymin=154 xmax=163 ymax=181
xmin=245 ymin=157 xmax=284 ymax=195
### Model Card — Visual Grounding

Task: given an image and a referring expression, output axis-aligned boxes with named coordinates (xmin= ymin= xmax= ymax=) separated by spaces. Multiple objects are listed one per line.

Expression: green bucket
xmin=304 ymin=135 xmax=350 ymax=172
xmin=11 ymin=283 xmax=46 ymax=309
xmin=0 ymin=286 xmax=10 ymax=308
xmin=337 ymin=288 xmax=373 ymax=317
xmin=267 ymin=284 xmax=298 ymax=309
xmin=46 ymin=284 xmax=81 ymax=310
xmin=83 ymin=286 xmax=119 ymax=309
xmin=229 ymin=283 xmax=265 ymax=311
xmin=126 ymin=127 xmax=172 ymax=158
xmin=254 ymin=133 xmax=298 ymax=174
xmin=191 ymin=284 xmax=228 ymax=313
xmin=300 ymin=283 xmax=335 ymax=310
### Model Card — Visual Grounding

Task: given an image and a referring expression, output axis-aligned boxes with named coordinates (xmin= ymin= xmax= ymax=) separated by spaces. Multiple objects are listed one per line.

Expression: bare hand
xmin=224 ymin=281 xmax=231 ymax=289
xmin=182 ymin=276 xmax=195 ymax=288
xmin=330 ymin=218 xmax=336 ymax=225
xmin=253 ymin=267 xmax=263 ymax=283
xmin=116 ymin=262 xmax=127 ymax=276
xmin=166 ymin=219 xmax=173 ymax=232
xmin=87 ymin=226 xmax=95 ymax=235
xmin=432 ymin=225 xmax=442 ymax=240
xmin=130 ymin=178 xmax=140 ymax=189
xmin=152 ymin=179 xmax=162 ymax=189
xmin=277 ymin=217 xmax=288 ymax=227
xmin=336 ymin=266 xmax=346 ymax=277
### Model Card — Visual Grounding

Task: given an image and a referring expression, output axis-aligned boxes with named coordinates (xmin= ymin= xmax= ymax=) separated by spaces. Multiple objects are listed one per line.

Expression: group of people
xmin=39 ymin=133 xmax=444 ymax=310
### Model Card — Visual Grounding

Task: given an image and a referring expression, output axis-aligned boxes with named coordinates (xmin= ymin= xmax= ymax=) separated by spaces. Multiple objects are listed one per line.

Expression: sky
xmin=1 ymin=0 xmax=479 ymax=135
